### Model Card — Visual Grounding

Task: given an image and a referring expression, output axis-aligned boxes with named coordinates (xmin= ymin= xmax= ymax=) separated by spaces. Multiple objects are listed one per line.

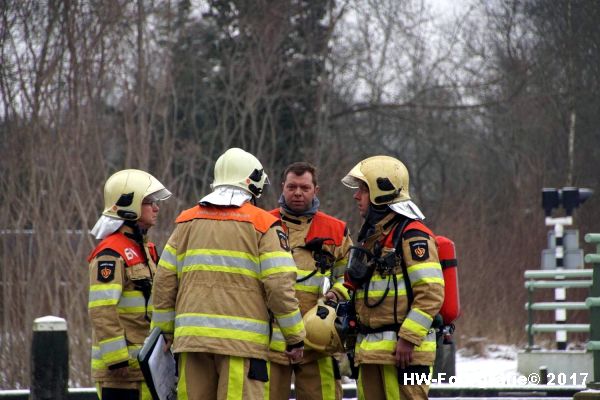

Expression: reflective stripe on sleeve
xmin=88 ymin=284 xmax=121 ymax=308
xmin=269 ymin=327 xmax=286 ymax=352
xmin=332 ymin=282 xmax=350 ymax=300
xmin=414 ymin=330 xmax=437 ymax=353
xmin=158 ymin=244 xmax=178 ymax=272
xmin=99 ymin=335 xmax=129 ymax=365
xmin=274 ymin=309 xmax=304 ymax=338
xmin=91 ymin=344 xmax=142 ymax=371
xmin=402 ymin=308 xmax=433 ymax=337
xmin=151 ymin=308 xmax=176 ymax=333
xmin=406 ymin=262 xmax=444 ymax=286
xmin=259 ymin=251 xmax=297 ymax=277
xmin=116 ymin=291 xmax=147 ymax=313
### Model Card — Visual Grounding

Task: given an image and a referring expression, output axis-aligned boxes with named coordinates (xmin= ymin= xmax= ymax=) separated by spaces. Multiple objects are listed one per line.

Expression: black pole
xmin=30 ymin=316 xmax=68 ymax=400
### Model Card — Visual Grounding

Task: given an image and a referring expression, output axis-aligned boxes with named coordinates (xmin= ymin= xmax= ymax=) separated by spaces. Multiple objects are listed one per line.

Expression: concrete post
xmin=30 ymin=316 xmax=68 ymax=400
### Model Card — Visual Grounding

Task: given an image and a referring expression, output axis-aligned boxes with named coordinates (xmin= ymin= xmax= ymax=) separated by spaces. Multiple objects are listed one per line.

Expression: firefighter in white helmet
xmin=151 ymin=148 xmax=305 ymax=399
xmin=88 ymin=169 xmax=171 ymax=400
xmin=342 ymin=156 xmax=444 ymax=400
xmin=267 ymin=162 xmax=352 ymax=400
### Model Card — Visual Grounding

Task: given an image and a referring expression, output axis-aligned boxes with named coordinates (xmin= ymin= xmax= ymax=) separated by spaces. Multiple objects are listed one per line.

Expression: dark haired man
xmin=268 ymin=162 xmax=352 ymax=400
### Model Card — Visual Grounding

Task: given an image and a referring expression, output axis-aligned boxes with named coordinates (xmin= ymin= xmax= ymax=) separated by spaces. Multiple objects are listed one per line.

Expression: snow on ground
xmin=453 ymin=344 xmax=522 ymax=386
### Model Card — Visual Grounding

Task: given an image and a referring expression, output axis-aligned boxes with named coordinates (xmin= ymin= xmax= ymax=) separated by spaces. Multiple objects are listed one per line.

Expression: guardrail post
xmin=585 ymin=233 xmax=600 ymax=388
xmin=31 ymin=316 xmax=68 ymax=400
xmin=527 ymin=285 xmax=535 ymax=349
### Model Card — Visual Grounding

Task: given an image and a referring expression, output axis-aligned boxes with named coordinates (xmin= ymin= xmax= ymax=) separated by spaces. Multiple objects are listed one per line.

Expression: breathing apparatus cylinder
xmin=436 ymin=235 xmax=460 ymax=324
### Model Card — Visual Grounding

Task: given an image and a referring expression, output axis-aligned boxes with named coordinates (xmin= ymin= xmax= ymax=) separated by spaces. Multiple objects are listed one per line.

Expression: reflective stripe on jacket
xmin=151 ymin=202 xmax=305 ymax=361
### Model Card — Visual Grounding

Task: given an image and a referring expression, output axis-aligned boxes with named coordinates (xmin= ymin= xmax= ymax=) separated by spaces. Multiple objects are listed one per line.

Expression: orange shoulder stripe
xmin=176 ymin=203 xmax=277 ymax=234
xmin=87 ymin=232 xmax=147 ymax=267
xmin=384 ymin=220 xmax=434 ymax=248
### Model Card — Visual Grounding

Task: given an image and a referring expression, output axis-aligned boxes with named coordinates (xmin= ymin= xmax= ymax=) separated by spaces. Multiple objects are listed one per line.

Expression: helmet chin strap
xmin=123 ymin=220 xmax=146 ymax=241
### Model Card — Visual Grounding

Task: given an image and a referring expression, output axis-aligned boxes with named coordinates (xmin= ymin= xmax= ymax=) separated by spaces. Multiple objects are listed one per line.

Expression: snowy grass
xmin=454 ymin=344 xmax=522 ymax=386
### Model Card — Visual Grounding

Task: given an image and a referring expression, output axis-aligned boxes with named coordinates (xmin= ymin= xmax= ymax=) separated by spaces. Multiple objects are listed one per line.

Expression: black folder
xmin=138 ymin=327 xmax=177 ymax=400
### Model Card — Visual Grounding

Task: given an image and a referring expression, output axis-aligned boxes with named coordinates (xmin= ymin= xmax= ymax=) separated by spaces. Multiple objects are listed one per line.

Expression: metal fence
xmin=524 ymin=233 xmax=600 ymax=387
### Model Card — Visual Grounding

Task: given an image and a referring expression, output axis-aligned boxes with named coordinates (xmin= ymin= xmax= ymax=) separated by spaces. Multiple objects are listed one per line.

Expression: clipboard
xmin=138 ymin=327 xmax=177 ymax=400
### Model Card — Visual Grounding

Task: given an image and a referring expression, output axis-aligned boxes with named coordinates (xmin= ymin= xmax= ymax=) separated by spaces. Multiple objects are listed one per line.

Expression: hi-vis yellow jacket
xmin=268 ymin=209 xmax=352 ymax=364
xmin=151 ymin=202 xmax=305 ymax=360
xmin=87 ymin=228 xmax=158 ymax=382
xmin=353 ymin=212 xmax=444 ymax=366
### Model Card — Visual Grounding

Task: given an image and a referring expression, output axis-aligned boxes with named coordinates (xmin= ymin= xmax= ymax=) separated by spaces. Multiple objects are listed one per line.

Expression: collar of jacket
xmin=360 ymin=212 xmax=400 ymax=247
xmin=278 ymin=193 xmax=320 ymax=217
xmin=121 ymin=221 xmax=148 ymax=243
xmin=279 ymin=208 xmax=314 ymax=227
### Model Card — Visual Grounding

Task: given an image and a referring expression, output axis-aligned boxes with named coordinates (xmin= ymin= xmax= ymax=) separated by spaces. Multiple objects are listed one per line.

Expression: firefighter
xmin=151 ymin=148 xmax=305 ymax=400
xmin=88 ymin=169 xmax=172 ymax=400
xmin=267 ymin=162 xmax=352 ymax=400
xmin=341 ymin=156 xmax=444 ymax=400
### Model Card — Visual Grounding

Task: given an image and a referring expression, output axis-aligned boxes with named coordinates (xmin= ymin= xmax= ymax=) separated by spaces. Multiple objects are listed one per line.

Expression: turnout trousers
xmin=356 ymin=364 xmax=429 ymax=400
xmin=95 ymin=380 xmax=151 ymax=400
xmin=268 ymin=357 xmax=342 ymax=400
xmin=177 ymin=352 xmax=267 ymax=400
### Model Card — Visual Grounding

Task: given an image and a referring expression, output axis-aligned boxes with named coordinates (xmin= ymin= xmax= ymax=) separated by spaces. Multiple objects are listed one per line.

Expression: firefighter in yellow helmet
xmin=151 ymin=148 xmax=305 ymax=399
xmin=88 ymin=169 xmax=171 ymax=400
xmin=267 ymin=162 xmax=352 ymax=400
xmin=342 ymin=156 xmax=444 ymax=400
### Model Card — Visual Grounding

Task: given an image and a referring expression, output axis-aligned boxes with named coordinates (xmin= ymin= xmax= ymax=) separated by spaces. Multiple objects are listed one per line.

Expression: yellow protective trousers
xmin=177 ymin=352 xmax=267 ymax=400
xmin=267 ymin=357 xmax=342 ymax=400
xmin=356 ymin=364 xmax=430 ymax=400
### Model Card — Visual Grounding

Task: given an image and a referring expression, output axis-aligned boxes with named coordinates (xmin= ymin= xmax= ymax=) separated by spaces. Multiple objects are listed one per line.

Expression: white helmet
xmin=102 ymin=169 xmax=171 ymax=221
xmin=211 ymin=148 xmax=269 ymax=198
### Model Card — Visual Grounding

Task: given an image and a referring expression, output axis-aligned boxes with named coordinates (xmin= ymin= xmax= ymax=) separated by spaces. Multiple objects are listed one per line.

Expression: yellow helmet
xmin=341 ymin=155 xmax=410 ymax=205
xmin=303 ymin=302 xmax=345 ymax=353
xmin=102 ymin=169 xmax=171 ymax=221
xmin=211 ymin=148 xmax=269 ymax=198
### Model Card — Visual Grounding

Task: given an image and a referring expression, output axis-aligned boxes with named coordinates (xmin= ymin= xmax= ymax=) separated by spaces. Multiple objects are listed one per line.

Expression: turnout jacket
xmin=151 ymin=202 xmax=305 ymax=361
xmin=87 ymin=228 xmax=158 ymax=382
xmin=353 ymin=212 xmax=444 ymax=366
xmin=268 ymin=209 xmax=352 ymax=364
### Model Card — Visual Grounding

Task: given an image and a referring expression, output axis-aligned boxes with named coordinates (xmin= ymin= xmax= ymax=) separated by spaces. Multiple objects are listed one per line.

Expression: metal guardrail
xmin=523 ymin=231 xmax=600 ymax=388
xmin=521 ymin=233 xmax=600 ymax=390
xmin=524 ymin=268 xmax=592 ymax=348
xmin=584 ymin=233 xmax=600 ymax=386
